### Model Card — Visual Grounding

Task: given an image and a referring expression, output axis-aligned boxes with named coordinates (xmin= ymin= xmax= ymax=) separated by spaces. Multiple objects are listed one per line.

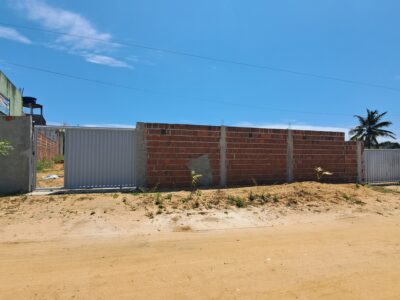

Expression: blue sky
xmin=0 ymin=0 xmax=399 ymax=140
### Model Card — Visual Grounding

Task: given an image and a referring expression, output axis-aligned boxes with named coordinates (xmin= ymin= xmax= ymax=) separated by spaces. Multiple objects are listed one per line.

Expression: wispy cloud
xmin=237 ymin=122 xmax=350 ymax=139
xmin=85 ymin=54 xmax=131 ymax=68
xmin=0 ymin=25 xmax=32 ymax=44
xmin=11 ymin=0 xmax=130 ymax=68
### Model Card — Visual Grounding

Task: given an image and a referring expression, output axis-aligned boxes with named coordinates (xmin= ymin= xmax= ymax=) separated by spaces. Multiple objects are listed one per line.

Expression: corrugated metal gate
xmin=364 ymin=149 xmax=400 ymax=183
xmin=64 ymin=127 xmax=136 ymax=188
xmin=34 ymin=126 xmax=136 ymax=189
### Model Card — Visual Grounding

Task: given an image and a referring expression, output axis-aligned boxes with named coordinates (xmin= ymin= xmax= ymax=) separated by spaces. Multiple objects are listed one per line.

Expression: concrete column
xmin=356 ymin=141 xmax=364 ymax=183
xmin=219 ymin=126 xmax=227 ymax=187
xmin=134 ymin=122 xmax=147 ymax=188
xmin=287 ymin=130 xmax=294 ymax=183
xmin=0 ymin=116 xmax=33 ymax=194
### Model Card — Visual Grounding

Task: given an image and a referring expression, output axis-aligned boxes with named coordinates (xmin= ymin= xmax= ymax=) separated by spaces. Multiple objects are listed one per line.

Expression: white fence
xmin=364 ymin=149 xmax=400 ymax=184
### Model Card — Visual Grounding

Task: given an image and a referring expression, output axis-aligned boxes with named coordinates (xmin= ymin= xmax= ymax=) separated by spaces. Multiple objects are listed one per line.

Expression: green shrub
xmin=154 ymin=193 xmax=162 ymax=205
xmin=36 ymin=160 xmax=54 ymax=172
xmin=53 ymin=155 xmax=64 ymax=164
xmin=0 ymin=140 xmax=13 ymax=156
xmin=228 ymin=196 xmax=246 ymax=208
xmin=248 ymin=192 xmax=256 ymax=201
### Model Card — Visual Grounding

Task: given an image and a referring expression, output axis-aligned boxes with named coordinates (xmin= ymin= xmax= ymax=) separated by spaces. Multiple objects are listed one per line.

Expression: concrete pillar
xmin=219 ymin=126 xmax=227 ymax=187
xmin=0 ymin=116 xmax=33 ymax=194
xmin=287 ymin=130 xmax=294 ymax=183
xmin=356 ymin=141 xmax=364 ymax=183
xmin=134 ymin=122 xmax=147 ymax=188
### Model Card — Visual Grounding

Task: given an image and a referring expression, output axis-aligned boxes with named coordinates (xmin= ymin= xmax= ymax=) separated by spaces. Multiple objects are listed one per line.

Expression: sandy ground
xmin=0 ymin=183 xmax=399 ymax=299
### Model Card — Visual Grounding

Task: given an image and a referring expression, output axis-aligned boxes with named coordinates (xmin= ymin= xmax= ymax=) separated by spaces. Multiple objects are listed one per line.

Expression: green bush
xmin=36 ymin=160 xmax=54 ymax=172
xmin=53 ymin=155 xmax=64 ymax=164
xmin=228 ymin=196 xmax=246 ymax=208
xmin=0 ymin=140 xmax=14 ymax=156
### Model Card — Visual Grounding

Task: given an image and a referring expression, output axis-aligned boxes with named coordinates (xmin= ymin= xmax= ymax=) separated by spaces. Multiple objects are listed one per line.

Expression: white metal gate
xmin=64 ymin=127 xmax=136 ymax=188
xmin=364 ymin=149 xmax=400 ymax=183
xmin=34 ymin=126 xmax=136 ymax=189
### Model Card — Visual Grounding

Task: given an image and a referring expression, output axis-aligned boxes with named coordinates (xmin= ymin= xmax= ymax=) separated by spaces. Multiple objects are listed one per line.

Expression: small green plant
xmin=228 ymin=196 xmax=246 ymax=208
xmin=0 ymin=139 xmax=14 ymax=156
xmin=145 ymin=211 xmax=154 ymax=219
xmin=53 ymin=155 xmax=64 ymax=164
xmin=112 ymin=193 xmax=119 ymax=199
xmin=260 ymin=193 xmax=270 ymax=203
xmin=272 ymin=195 xmax=279 ymax=203
xmin=154 ymin=193 xmax=163 ymax=208
xmin=36 ymin=160 xmax=54 ymax=172
xmin=341 ymin=193 xmax=350 ymax=201
xmin=191 ymin=171 xmax=203 ymax=190
xmin=165 ymin=193 xmax=173 ymax=200
xmin=315 ymin=167 xmax=333 ymax=181
xmin=248 ymin=192 xmax=256 ymax=201
xmin=354 ymin=199 xmax=366 ymax=206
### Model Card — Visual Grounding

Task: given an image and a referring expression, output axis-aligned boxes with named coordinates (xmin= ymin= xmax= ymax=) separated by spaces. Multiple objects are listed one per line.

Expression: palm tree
xmin=349 ymin=109 xmax=395 ymax=148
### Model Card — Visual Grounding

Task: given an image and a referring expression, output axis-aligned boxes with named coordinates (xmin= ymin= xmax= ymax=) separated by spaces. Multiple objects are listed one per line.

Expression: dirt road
xmin=1 ymin=213 xmax=399 ymax=300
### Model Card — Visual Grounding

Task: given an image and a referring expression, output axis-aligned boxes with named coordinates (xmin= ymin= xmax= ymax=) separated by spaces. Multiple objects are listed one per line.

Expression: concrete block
xmin=0 ymin=116 xmax=33 ymax=194
xmin=287 ymin=130 xmax=294 ymax=183
xmin=219 ymin=126 xmax=227 ymax=187
xmin=134 ymin=122 xmax=147 ymax=188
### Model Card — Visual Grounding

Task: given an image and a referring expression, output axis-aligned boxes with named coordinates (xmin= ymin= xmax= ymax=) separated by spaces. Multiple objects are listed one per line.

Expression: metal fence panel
xmin=64 ymin=127 xmax=135 ymax=188
xmin=364 ymin=149 xmax=400 ymax=183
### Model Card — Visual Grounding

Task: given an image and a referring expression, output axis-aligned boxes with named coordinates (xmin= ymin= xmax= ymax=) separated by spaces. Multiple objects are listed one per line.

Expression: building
xmin=0 ymin=71 xmax=23 ymax=116
xmin=0 ymin=70 xmax=46 ymax=125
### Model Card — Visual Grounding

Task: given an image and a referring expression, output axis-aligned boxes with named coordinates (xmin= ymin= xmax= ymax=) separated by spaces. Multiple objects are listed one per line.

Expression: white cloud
xmin=237 ymin=122 xmax=351 ymax=139
xmin=85 ymin=54 xmax=131 ymax=68
xmin=0 ymin=26 xmax=32 ymax=44
xmin=11 ymin=0 xmax=130 ymax=67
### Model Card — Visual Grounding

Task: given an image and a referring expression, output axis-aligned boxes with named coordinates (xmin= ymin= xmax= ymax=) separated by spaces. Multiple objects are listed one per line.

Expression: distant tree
xmin=376 ymin=141 xmax=400 ymax=149
xmin=349 ymin=109 xmax=395 ymax=149
xmin=0 ymin=140 xmax=14 ymax=156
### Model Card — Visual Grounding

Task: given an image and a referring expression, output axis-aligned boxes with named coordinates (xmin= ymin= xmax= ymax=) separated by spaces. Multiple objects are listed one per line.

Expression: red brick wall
xmin=292 ymin=130 xmax=347 ymax=182
xmin=144 ymin=123 xmax=221 ymax=188
xmin=226 ymin=127 xmax=288 ymax=185
xmin=142 ymin=123 xmax=359 ymax=188
xmin=36 ymin=132 xmax=60 ymax=161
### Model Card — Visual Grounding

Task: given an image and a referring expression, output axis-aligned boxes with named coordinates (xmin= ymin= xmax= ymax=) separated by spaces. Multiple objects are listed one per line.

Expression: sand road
xmin=1 ymin=213 xmax=399 ymax=300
